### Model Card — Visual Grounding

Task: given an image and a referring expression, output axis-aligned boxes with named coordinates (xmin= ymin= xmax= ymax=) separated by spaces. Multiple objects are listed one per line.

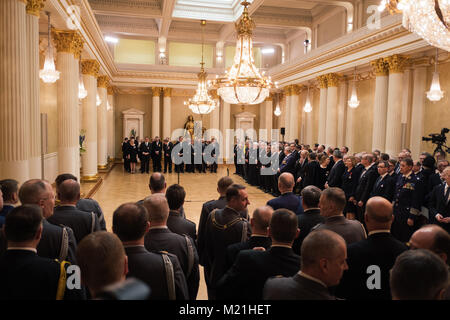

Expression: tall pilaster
xmin=97 ymin=75 xmax=108 ymax=169
xmin=80 ymin=59 xmax=99 ymax=181
xmin=26 ymin=0 xmax=45 ymax=179
xmin=0 ymin=0 xmax=29 ymax=183
xmin=283 ymin=86 xmax=292 ymax=142
xmin=152 ymin=87 xmax=161 ymax=138
xmin=107 ymin=85 xmax=115 ymax=162
xmin=53 ymin=29 xmax=83 ymax=179
xmin=221 ymin=101 xmax=231 ymax=162
xmin=210 ymin=90 xmax=220 ymax=134
xmin=371 ymin=58 xmax=389 ymax=151
xmin=337 ymin=79 xmax=348 ymax=147
xmin=385 ymin=55 xmax=409 ymax=157
xmin=264 ymin=95 xmax=273 ymax=141
xmin=345 ymin=83 xmax=355 ymax=152
xmin=410 ymin=59 xmax=429 ymax=160
xmin=290 ymin=85 xmax=301 ymax=142
xmin=325 ymin=73 xmax=339 ymax=147
xmin=317 ymin=75 xmax=328 ymax=145
xmin=163 ymin=88 xmax=172 ymax=139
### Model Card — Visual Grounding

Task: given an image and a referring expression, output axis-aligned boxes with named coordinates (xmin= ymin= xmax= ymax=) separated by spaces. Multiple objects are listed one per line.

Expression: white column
xmin=163 ymin=88 xmax=172 ymax=139
xmin=97 ymin=76 xmax=108 ymax=169
xmin=371 ymin=58 xmax=389 ymax=152
xmin=283 ymin=86 xmax=292 ymax=142
xmin=345 ymin=83 xmax=354 ymax=152
xmin=107 ymin=86 xmax=115 ymax=161
xmin=264 ymin=96 xmax=273 ymax=141
xmin=81 ymin=59 xmax=99 ymax=181
xmin=0 ymin=0 xmax=29 ymax=183
xmin=409 ymin=64 xmax=428 ymax=160
xmin=290 ymin=86 xmax=300 ymax=142
xmin=401 ymin=69 xmax=412 ymax=150
xmin=337 ymin=80 xmax=348 ymax=147
xmin=54 ymin=30 xmax=83 ymax=180
xmin=325 ymin=73 xmax=339 ymax=147
xmin=26 ymin=0 xmax=44 ymax=179
xmin=317 ymin=75 xmax=328 ymax=145
xmin=221 ymin=101 xmax=231 ymax=162
xmin=152 ymin=87 xmax=161 ymax=137
xmin=385 ymin=55 xmax=409 ymax=157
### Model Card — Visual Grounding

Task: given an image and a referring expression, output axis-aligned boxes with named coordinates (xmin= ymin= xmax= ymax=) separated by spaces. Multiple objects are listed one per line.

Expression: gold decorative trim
xmin=52 ymin=29 xmax=83 ymax=59
xmin=81 ymin=59 xmax=100 ymax=77
xmin=80 ymin=174 xmax=100 ymax=182
xmin=97 ymin=75 xmax=109 ymax=88
xmin=152 ymin=87 xmax=161 ymax=97
xmin=98 ymin=164 xmax=109 ymax=170
xmin=107 ymin=85 xmax=115 ymax=95
xmin=163 ymin=87 xmax=172 ymax=97
xmin=26 ymin=0 xmax=45 ymax=16
xmin=325 ymin=73 xmax=340 ymax=87
xmin=209 ymin=89 xmax=219 ymax=100
xmin=371 ymin=58 xmax=389 ymax=76
xmin=316 ymin=75 xmax=328 ymax=89
xmin=292 ymin=84 xmax=305 ymax=95
xmin=384 ymin=54 xmax=410 ymax=74
xmin=283 ymin=85 xmax=293 ymax=96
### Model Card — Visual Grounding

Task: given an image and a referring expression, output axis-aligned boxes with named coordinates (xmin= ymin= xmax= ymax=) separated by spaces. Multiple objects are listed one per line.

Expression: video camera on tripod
xmin=422 ymin=128 xmax=450 ymax=156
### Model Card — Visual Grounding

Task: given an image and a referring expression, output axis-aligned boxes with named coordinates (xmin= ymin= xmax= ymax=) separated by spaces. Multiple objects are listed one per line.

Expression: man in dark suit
xmin=294 ymin=150 xmax=309 ymax=192
xmin=151 ymin=136 xmax=163 ymax=172
xmin=429 ymin=167 xmax=450 ymax=233
xmin=336 ymin=197 xmax=408 ymax=300
xmin=278 ymin=147 xmax=296 ymax=176
xmin=292 ymin=186 xmax=325 ymax=255
xmin=0 ymin=205 xmax=84 ymax=300
xmin=263 ymin=229 xmax=347 ymax=300
xmin=313 ymin=187 xmax=367 ymax=245
xmin=122 ymin=137 xmax=130 ymax=172
xmin=173 ymin=136 xmax=185 ymax=173
xmin=139 ymin=137 xmax=151 ymax=174
xmin=267 ymin=173 xmax=304 ymax=215
xmin=370 ymin=160 xmax=395 ymax=202
xmin=112 ymin=203 xmax=189 ymax=300
xmin=165 ymin=184 xmax=196 ymax=242
xmin=326 ymin=150 xmax=346 ymax=188
xmin=204 ymin=184 xmax=252 ymax=299
xmin=47 ymin=179 xmax=101 ymax=244
xmin=225 ymin=206 xmax=273 ymax=271
xmin=354 ymin=153 xmax=379 ymax=222
xmin=143 ymin=194 xmax=199 ymax=300
xmin=217 ymin=208 xmax=301 ymax=300
xmin=163 ymin=138 xmax=173 ymax=173
xmin=15 ymin=179 xmax=77 ymax=264
xmin=0 ymin=179 xmax=18 ymax=228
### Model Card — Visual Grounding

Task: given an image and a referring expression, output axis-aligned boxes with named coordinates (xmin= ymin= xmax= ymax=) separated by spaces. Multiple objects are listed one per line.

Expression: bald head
xmin=143 ymin=194 xmax=169 ymax=225
xmin=58 ymin=179 xmax=81 ymax=203
xmin=410 ymin=225 xmax=450 ymax=265
xmin=364 ymin=197 xmax=393 ymax=231
xmin=149 ymin=172 xmax=166 ymax=193
xmin=278 ymin=173 xmax=295 ymax=192
xmin=19 ymin=179 xmax=47 ymax=205
xmin=251 ymin=206 xmax=273 ymax=234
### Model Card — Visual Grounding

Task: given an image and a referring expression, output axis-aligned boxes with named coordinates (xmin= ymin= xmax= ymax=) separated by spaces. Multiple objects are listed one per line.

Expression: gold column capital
xmin=283 ymin=85 xmax=293 ymax=96
xmin=81 ymin=59 xmax=100 ymax=77
xmin=384 ymin=54 xmax=410 ymax=74
xmin=316 ymin=75 xmax=328 ymax=89
xmin=53 ymin=29 xmax=84 ymax=59
xmin=97 ymin=75 xmax=109 ymax=88
xmin=163 ymin=88 xmax=172 ymax=97
xmin=292 ymin=84 xmax=305 ymax=95
xmin=265 ymin=94 xmax=273 ymax=102
xmin=209 ymin=89 xmax=219 ymax=100
xmin=152 ymin=87 xmax=161 ymax=97
xmin=371 ymin=58 xmax=389 ymax=76
xmin=325 ymin=73 xmax=340 ymax=87
xmin=107 ymin=85 xmax=116 ymax=95
xmin=26 ymin=0 xmax=45 ymax=16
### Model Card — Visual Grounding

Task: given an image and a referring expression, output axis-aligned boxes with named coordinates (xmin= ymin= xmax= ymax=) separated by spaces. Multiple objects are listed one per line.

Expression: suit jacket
xmin=37 ymin=219 xmax=77 ymax=264
xmin=336 ymin=232 xmax=408 ymax=300
xmin=48 ymin=205 xmax=101 ymax=244
xmin=295 ymin=158 xmax=308 ymax=181
xmin=225 ymin=236 xmax=272 ymax=272
xmin=279 ymin=153 xmax=297 ymax=175
xmin=266 ymin=192 xmax=304 ymax=215
xmin=302 ymin=161 xmax=322 ymax=189
xmin=139 ymin=142 xmax=152 ymax=158
xmin=144 ymin=227 xmax=200 ymax=300
xmin=263 ymin=273 xmax=335 ymax=300
xmin=0 ymin=204 xmax=14 ymax=228
xmin=370 ymin=174 xmax=395 ymax=202
xmin=327 ymin=159 xmax=346 ymax=188
xmin=163 ymin=142 xmax=173 ymax=158
xmin=354 ymin=164 xmax=379 ymax=204
xmin=292 ymin=208 xmax=325 ymax=255
xmin=151 ymin=141 xmax=162 ymax=159
xmin=167 ymin=210 xmax=197 ymax=243
xmin=204 ymin=206 xmax=252 ymax=290
xmin=76 ymin=198 xmax=107 ymax=231
xmin=0 ymin=250 xmax=83 ymax=300
xmin=429 ymin=183 xmax=450 ymax=232
xmin=216 ymin=246 xmax=300 ymax=300
xmin=313 ymin=215 xmax=367 ymax=245
xmin=124 ymin=245 xmax=189 ymax=300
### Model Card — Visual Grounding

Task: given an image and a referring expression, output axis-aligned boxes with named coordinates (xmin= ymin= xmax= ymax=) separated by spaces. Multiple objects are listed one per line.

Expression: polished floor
xmin=91 ymin=163 xmax=273 ymax=300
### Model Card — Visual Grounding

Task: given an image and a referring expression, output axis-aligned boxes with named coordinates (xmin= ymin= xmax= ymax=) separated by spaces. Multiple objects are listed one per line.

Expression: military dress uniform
xmin=392 ymin=172 xmax=424 ymax=242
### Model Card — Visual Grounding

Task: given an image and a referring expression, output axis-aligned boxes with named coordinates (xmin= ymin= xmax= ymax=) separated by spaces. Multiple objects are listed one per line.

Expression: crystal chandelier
xmin=39 ymin=12 xmax=60 ymax=83
xmin=184 ymin=20 xmax=217 ymax=115
xmin=304 ymin=86 xmax=312 ymax=113
xmin=378 ymin=0 xmax=450 ymax=51
xmin=210 ymin=1 xmax=274 ymax=105
xmin=78 ymin=62 xmax=87 ymax=100
xmin=348 ymin=67 xmax=360 ymax=109
xmin=427 ymin=48 xmax=445 ymax=102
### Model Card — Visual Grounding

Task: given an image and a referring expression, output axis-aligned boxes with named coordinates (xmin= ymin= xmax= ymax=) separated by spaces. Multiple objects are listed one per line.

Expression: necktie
xmin=445 ymin=185 xmax=450 ymax=204
xmin=375 ymin=176 xmax=382 ymax=189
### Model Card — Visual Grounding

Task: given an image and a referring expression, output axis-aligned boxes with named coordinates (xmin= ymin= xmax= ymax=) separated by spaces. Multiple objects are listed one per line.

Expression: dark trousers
xmin=140 ymin=156 xmax=150 ymax=173
xmin=123 ymin=157 xmax=130 ymax=172
xmin=164 ymin=157 xmax=172 ymax=173
xmin=152 ymin=157 xmax=162 ymax=172
xmin=175 ymin=162 xmax=184 ymax=173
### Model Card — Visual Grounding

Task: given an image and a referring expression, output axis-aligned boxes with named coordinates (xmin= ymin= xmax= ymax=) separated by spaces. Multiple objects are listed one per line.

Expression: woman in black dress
xmin=341 ymin=155 xmax=360 ymax=219
xmin=127 ymin=138 xmax=138 ymax=173
xmin=316 ymin=154 xmax=330 ymax=190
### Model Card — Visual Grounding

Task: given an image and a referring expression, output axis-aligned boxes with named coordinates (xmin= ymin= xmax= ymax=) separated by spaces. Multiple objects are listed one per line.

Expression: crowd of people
xmin=0 ymin=138 xmax=449 ymax=300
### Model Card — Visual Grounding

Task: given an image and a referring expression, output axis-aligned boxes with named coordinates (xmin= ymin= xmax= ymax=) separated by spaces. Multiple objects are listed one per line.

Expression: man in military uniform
xmin=392 ymin=158 xmax=424 ymax=242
